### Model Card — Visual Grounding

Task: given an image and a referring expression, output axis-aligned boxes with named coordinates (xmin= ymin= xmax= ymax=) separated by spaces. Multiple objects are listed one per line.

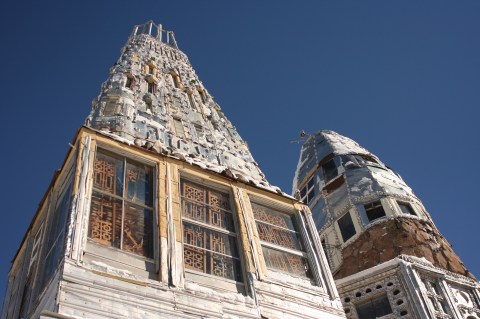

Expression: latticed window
xmin=88 ymin=151 xmax=154 ymax=258
xmin=251 ymin=202 xmax=312 ymax=279
xmin=422 ymin=277 xmax=452 ymax=318
xmin=181 ymin=180 xmax=242 ymax=281
xmin=364 ymin=201 xmax=386 ymax=222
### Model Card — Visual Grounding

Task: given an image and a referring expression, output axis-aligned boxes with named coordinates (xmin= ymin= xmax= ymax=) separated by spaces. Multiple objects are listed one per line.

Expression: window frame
xmin=355 ymin=294 xmax=393 ymax=319
xmin=364 ymin=200 xmax=387 ymax=223
xmin=397 ymin=201 xmax=416 ymax=216
xmin=299 ymin=175 xmax=315 ymax=204
xmin=250 ymin=198 xmax=314 ymax=281
xmin=337 ymin=211 xmax=357 ymax=243
xmin=179 ymin=178 xmax=245 ymax=284
xmin=87 ymin=148 xmax=156 ymax=260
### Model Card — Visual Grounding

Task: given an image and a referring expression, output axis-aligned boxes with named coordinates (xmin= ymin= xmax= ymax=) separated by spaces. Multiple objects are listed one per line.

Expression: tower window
xmin=338 ymin=212 xmax=356 ymax=242
xmin=299 ymin=176 xmax=315 ymax=204
xmin=187 ymin=93 xmax=196 ymax=110
xmin=251 ymin=202 xmax=312 ymax=279
xmin=198 ymin=89 xmax=207 ymax=103
xmin=322 ymin=158 xmax=338 ymax=183
xmin=355 ymin=295 xmax=392 ymax=319
xmin=180 ymin=180 xmax=242 ymax=281
xmin=173 ymin=118 xmax=185 ymax=138
xmin=88 ymin=151 xmax=154 ymax=258
xmin=147 ymin=81 xmax=156 ymax=94
xmin=125 ymin=75 xmax=135 ymax=89
xmin=364 ymin=201 xmax=386 ymax=222
xmin=171 ymin=72 xmax=182 ymax=89
xmin=397 ymin=201 xmax=416 ymax=216
xmin=194 ymin=124 xmax=204 ymax=139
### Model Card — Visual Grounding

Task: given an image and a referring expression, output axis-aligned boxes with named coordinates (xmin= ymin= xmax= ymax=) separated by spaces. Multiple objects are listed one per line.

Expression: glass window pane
xmin=255 ymin=221 xmax=303 ymax=250
xmin=338 ymin=212 xmax=356 ymax=242
xmin=183 ymin=222 xmax=238 ymax=257
xmin=322 ymin=159 xmax=338 ymax=182
xmin=261 ymin=246 xmax=311 ymax=278
xmin=89 ymin=191 xmax=122 ymax=249
xmin=123 ymin=204 xmax=153 ymax=258
xmin=94 ymin=152 xmax=124 ymax=197
xmin=398 ymin=202 xmax=415 ymax=215
xmin=125 ymin=162 xmax=153 ymax=206
xmin=251 ymin=203 xmax=295 ymax=231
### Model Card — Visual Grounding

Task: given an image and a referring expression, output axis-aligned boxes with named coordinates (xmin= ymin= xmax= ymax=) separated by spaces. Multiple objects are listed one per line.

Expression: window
xmin=187 ymin=93 xmax=196 ymax=110
xmin=125 ymin=75 xmax=135 ymax=89
xmin=147 ymin=81 xmax=156 ymax=94
xmin=173 ymin=118 xmax=185 ymax=138
xmin=356 ymin=295 xmax=392 ymax=319
xmin=251 ymin=202 xmax=312 ymax=279
xmin=41 ymin=179 xmax=73 ymax=289
xmin=103 ymin=99 xmax=119 ymax=116
xmin=171 ymin=72 xmax=182 ymax=88
xmin=422 ymin=277 xmax=451 ymax=316
xmin=180 ymin=180 xmax=242 ymax=281
xmin=299 ymin=176 xmax=315 ymax=204
xmin=198 ymin=89 xmax=207 ymax=104
xmin=28 ymin=224 xmax=44 ymax=275
xmin=322 ymin=158 xmax=338 ymax=183
xmin=364 ymin=201 xmax=386 ymax=222
xmin=338 ymin=212 xmax=356 ymax=242
xmin=88 ymin=151 xmax=154 ymax=258
xmin=397 ymin=201 xmax=416 ymax=216
xmin=194 ymin=124 xmax=204 ymax=139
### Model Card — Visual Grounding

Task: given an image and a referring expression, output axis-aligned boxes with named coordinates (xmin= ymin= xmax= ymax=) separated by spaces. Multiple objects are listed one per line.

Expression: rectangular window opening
xmin=364 ymin=201 xmax=386 ymax=222
xmin=251 ymin=201 xmax=313 ymax=279
xmin=88 ymin=151 xmax=154 ymax=259
xmin=181 ymin=180 xmax=242 ymax=282
xmin=322 ymin=158 xmax=338 ymax=183
xmin=397 ymin=201 xmax=416 ymax=216
xmin=338 ymin=212 xmax=356 ymax=242
xmin=356 ymin=295 xmax=393 ymax=319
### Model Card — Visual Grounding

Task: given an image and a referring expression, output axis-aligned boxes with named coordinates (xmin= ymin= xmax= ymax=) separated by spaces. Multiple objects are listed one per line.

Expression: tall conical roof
xmin=86 ymin=21 xmax=272 ymax=189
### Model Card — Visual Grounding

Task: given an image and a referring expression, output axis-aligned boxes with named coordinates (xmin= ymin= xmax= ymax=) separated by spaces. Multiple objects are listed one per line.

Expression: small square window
xmin=338 ymin=212 xmax=356 ymax=242
xmin=364 ymin=201 xmax=386 ymax=222
xmin=397 ymin=202 xmax=416 ymax=216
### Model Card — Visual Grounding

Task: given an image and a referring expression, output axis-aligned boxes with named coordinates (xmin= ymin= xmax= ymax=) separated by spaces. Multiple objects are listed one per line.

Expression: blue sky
xmin=1 ymin=1 xmax=479 ymax=301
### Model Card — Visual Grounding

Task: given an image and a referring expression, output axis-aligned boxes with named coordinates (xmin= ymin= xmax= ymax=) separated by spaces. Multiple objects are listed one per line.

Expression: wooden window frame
xmin=251 ymin=200 xmax=313 ymax=280
xmin=300 ymin=176 xmax=315 ymax=204
xmin=88 ymin=149 xmax=155 ymax=260
xmin=180 ymin=178 xmax=243 ymax=282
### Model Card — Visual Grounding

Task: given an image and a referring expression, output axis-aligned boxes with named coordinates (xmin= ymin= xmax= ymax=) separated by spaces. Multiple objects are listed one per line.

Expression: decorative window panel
xmin=421 ymin=276 xmax=452 ymax=318
xmin=88 ymin=151 xmax=154 ymax=258
xmin=251 ymin=202 xmax=312 ymax=279
xmin=181 ymin=180 xmax=242 ymax=281
xmin=173 ymin=118 xmax=185 ymax=138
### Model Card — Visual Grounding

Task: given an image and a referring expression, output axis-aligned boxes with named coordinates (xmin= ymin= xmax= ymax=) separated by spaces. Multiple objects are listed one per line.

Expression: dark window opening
xmin=338 ymin=212 xmax=356 ymax=242
xmin=125 ymin=76 xmax=134 ymax=89
xmin=364 ymin=201 xmax=386 ymax=222
xmin=322 ymin=158 xmax=338 ymax=183
xmin=356 ymin=295 xmax=392 ymax=319
xmin=147 ymin=82 xmax=156 ymax=94
xmin=323 ymin=175 xmax=345 ymax=195
xmin=398 ymin=202 xmax=415 ymax=216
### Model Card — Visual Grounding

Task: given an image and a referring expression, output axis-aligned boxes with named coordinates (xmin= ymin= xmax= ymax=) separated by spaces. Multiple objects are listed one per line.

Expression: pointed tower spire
xmin=86 ymin=21 xmax=268 ymax=188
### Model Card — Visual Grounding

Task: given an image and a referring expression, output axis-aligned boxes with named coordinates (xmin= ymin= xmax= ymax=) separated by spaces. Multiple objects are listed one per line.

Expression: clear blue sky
xmin=1 ymin=1 xmax=479 ymax=301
